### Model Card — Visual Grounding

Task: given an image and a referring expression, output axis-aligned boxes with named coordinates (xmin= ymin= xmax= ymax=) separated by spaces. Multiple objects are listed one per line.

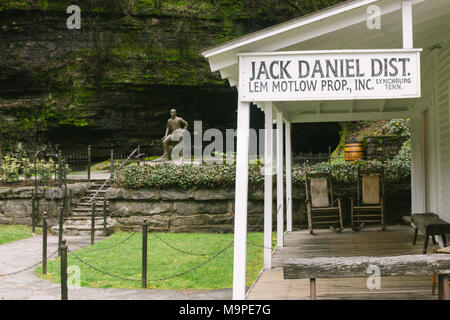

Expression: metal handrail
xmin=88 ymin=147 xmax=140 ymax=203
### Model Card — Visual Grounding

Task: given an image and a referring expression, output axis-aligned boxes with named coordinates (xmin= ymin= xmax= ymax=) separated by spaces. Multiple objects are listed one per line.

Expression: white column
xmin=264 ymin=102 xmax=273 ymax=269
xmin=402 ymin=0 xmax=413 ymax=49
xmin=276 ymin=109 xmax=284 ymax=248
xmin=285 ymin=121 xmax=293 ymax=232
xmin=232 ymin=100 xmax=250 ymax=300
xmin=410 ymin=112 xmax=426 ymax=213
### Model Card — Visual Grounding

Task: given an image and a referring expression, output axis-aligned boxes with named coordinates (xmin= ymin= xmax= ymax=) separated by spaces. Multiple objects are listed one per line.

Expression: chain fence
xmin=66 ymin=232 xmax=138 ymax=252
xmin=152 ymin=233 xmax=231 ymax=257
xmin=0 ymin=249 xmax=58 ymax=279
xmin=67 ymin=239 xmax=234 ymax=283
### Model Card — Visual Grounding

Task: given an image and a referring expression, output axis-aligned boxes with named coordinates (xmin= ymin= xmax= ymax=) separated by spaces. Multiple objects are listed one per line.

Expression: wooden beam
xmin=379 ymin=100 xmax=387 ymax=112
xmin=349 ymin=101 xmax=355 ymax=113
xmin=284 ymin=254 xmax=450 ymax=279
xmin=288 ymin=110 xmax=411 ymax=123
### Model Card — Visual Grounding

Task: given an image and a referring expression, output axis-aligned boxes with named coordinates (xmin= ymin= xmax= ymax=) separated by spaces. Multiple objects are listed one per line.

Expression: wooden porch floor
xmin=247 ymin=225 xmax=440 ymax=300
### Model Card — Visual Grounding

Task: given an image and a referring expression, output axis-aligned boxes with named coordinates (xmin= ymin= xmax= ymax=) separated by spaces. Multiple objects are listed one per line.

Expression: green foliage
xmin=0 ymin=155 xmax=63 ymax=184
xmin=36 ymin=158 xmax=54 ymax=184
xmin=387 ymin=119 xmax=411 ymax=138
xmin=114 ymin=156 xmax=411 ymax=190
xmin=114 ymin=162 xmax=241 ymax=189
xmin=1 ymin=156 xmax=21 ymax=183
xmin=385 ymin=139 xmax=411 ymax=182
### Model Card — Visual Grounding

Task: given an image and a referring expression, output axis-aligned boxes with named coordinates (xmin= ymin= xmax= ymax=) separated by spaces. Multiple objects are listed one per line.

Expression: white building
xmin=202 ymin=0 xmax=450 ymax=300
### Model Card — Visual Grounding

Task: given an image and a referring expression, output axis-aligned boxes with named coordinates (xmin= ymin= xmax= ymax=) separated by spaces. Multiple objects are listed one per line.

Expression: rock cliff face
xmin=0 ymin=0 xmax=343 ymax=159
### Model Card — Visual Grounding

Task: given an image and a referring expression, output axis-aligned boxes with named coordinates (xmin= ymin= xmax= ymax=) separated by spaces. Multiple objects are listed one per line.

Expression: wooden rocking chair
xmin=351 ymin=169 xmax=385 ymax=231
xmin=305 ymin=172 xmax=344 ymax=234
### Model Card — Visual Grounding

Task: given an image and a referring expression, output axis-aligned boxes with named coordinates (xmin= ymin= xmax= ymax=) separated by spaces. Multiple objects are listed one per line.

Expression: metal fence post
xmin=33 ymin=154 xmax=39 ymax=233
xmin=42 ymin=212 xmax=47 ymax=275
xmin=58 ymin=204 xmax=64 ymax=256
xmin=110 ymin=150 xmax=114 ymax=176
xmin=103 ymin=199 xmax=107 ymax=236
xmin=87 ymin=145 xmax=91 ymax=182
xmin=142 ymin=218 xmax=148 ymax=289
xmin=63 ymin=160 xmax=68 ymax=216
xmin=67 ymin=190 xmax=72 ymax=217
xmin=60 ymin=239 xmax=68 ymax=300
xmin=137 ymin=145 xmax=141 ymax=164
xmin=31 ymin=194 xmax=36 ymax=233
xmin=58 ymin=151 xmax=62 ymax=188
xmin=91 ymin=202 xmax=96 ymax=245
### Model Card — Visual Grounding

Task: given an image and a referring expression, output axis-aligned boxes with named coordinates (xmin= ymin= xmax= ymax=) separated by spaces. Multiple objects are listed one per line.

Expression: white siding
xmin=436 ymin=43 xmax=450 ymax=222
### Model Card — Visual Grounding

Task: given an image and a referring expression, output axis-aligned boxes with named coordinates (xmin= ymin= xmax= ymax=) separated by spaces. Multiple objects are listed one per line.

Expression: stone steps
xmin=51 ymin=180 xmax=116 ymax=236
xmin=52 ymin=224 xmax=115 ymax=236
xmin=76 ymin=202 xmax=109 ymax=208
xmin=80 ymin=196 xmax=106 ymax=202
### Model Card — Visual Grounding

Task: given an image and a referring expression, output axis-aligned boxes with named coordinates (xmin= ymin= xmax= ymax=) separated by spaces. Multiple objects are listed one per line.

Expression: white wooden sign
xmin=238 ymin=49 xmax=421 ymax=101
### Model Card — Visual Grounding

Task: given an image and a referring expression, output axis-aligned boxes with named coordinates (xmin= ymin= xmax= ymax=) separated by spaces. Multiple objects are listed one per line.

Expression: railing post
xmin=63 ymin=160 xmax=68 ymax=216
xmin=58 ymin=151 xmax=62 ymax=188
xmin=58 ymin=204 xmax=64 ymax=256
xmin=103 ymin=199 xmax=107 ymax=236
xmin=31 ymin=194 xmax=36 ymax=233
xmin=91 ymin=202 xmax=96 ymax=245
xmin=60 ymin=239 xmax=68 ymax=300
xmin=42 ymin=212 xmax=47 ymax=275
xmin=67 ymin=190 xmax=72 ymax=217
xmin=87 ymin=145 xmax=91 ymax=182
xmin=438 ymin=274 xmax=449 ymax=300
xmin=142 ymin=218 xmax=148 ymax=289
xmin=310 ymin=278 xmax=317 ymax=300
xmin=33 ymin=154 xmax=39 ymax=233
xmin=110 ymin=150 xmax=114 ymax=176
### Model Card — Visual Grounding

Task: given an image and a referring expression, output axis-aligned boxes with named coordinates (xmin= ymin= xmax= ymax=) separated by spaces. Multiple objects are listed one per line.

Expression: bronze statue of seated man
xmin=159 ymin=108 xmax=188 ymax=160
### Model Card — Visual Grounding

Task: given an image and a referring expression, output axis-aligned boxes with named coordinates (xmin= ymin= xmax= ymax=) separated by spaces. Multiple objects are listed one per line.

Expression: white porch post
xmin=285 ymin=121 xmax=293 ymax=232
xmin=264 ymin=102 xmax=273 ymax=269
xmin=276 ymin=109 xmax=284 ymax=248
xmin=410 ymin=112 xmax=426 ymax=213
xmin=402 ymin=0 xmax=413 ymax=49
xmin=232 ymin=100 xmax=250 ymax=300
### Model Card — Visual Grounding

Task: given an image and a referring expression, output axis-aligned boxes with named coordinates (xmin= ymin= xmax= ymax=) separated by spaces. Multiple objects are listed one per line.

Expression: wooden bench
xmin=284 ymin=255 xmax=450 ymax=300
xmin=411 ymin=213 xmax=450 ymax=253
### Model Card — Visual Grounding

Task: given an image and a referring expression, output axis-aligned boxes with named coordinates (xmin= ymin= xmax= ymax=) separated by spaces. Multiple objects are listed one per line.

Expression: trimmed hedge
xmin=113 ymin=152 xmax=411 ymax=190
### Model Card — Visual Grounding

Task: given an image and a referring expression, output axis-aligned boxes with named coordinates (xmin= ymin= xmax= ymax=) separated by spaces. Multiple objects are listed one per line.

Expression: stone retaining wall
xmin=106 ymin=182 xmax=411 ymax=233
xmin=364 ymin=136 xmax=408 ymax=161
xmin=0 ymin=182 xmax=411 ymax=232
xmin=0 ymin=183 xmax=88 ymax=227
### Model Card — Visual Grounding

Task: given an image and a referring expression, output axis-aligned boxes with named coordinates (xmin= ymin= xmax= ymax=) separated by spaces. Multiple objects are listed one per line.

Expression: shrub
xmin=21 ymin=158 xmax=34 ymax=180
xmin=386 ymin=140 xmax=411 ymax=182
xmin=387 ymin=119 xmax=410 ymax=138
xmin=0 ymin=155 xmax=68 ymax=184
xmin=113 ymin=155 xmax=411 ymax=190
xmin=1 ymin=156 xmax=20 ymax=183
xmin=37 ymin=158 xmax=54 ymax=184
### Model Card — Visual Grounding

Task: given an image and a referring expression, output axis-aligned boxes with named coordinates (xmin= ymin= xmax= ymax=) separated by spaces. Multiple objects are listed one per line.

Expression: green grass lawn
xmin=36 ymin=231 xmax=276 ymax=290
xmin=0 ymin=224 xmax=41 ymax=245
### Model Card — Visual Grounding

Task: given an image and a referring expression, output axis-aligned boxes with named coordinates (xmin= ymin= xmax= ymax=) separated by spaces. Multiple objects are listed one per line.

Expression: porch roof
xmin=201 ymin=0 xmax=450 ymax=123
